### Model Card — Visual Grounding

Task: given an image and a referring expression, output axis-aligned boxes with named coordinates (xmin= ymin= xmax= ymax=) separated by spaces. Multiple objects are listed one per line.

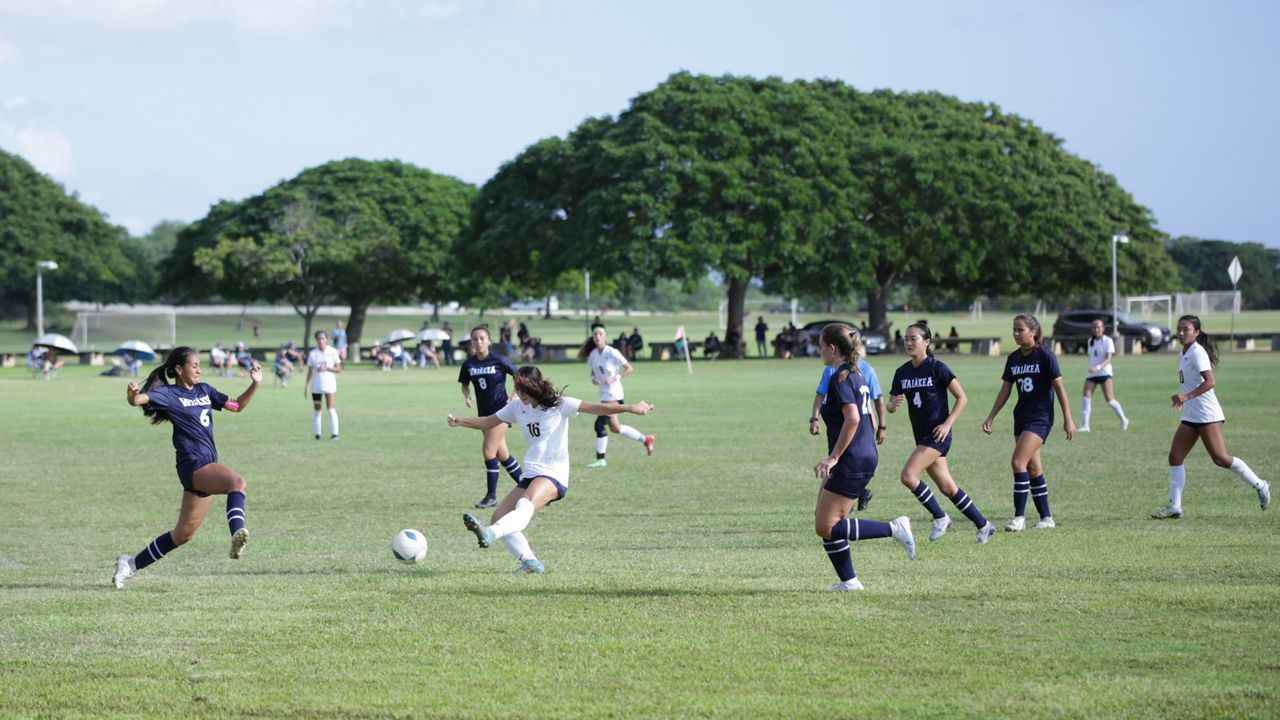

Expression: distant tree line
xmin=2 ymin=73 xmax=1275 ymax=345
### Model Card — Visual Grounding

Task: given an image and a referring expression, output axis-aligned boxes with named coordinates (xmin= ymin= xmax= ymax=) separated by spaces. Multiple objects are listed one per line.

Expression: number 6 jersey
xmin=144 ymin=382 xmax=229 ymax=471
xmin=495 ymin=396 xmax=583 ymax=483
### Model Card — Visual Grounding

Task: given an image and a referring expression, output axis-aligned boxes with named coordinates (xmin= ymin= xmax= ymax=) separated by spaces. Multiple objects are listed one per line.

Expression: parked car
xmin=1052 ymin=310 xmax=1171 ymax=353
xmin=799 ymin=319 xmax=889 ymax=355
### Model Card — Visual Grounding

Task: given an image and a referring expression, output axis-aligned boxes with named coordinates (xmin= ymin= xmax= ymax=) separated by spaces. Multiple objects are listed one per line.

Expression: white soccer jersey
xmin=307 ymin=346 xmax=342 ymax=394
xmin=588 ymin=346 xmax=629 ymax=402
xmin=1178 ymin=343 xmax=1224 ymax=423
xmin=1086 ymin=335 xmax=1115 ymax=379
xmin=496 ymin=396 xmax=583 ymax=483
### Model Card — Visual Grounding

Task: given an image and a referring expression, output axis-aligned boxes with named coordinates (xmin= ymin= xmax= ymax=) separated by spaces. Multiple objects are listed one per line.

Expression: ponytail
xmin=577 ymin=324 xmax=606 ymax=361
xmin=140 ymin=346 xmax=197 ymax=424
xmin=1179 ymin=315 xmax=1218 ymax=367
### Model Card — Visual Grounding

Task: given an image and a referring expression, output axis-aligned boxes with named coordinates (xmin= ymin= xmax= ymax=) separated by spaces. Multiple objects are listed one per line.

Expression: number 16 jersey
xmin=495 ymin=396 xmax=583 ymax=484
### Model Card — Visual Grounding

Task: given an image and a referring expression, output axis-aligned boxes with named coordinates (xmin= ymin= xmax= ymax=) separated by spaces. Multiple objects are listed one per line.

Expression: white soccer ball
xmin=391 ymin=528 xmax=428 ymax=564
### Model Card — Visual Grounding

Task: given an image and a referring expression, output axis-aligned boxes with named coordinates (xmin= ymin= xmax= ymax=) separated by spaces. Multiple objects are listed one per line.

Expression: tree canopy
xmin=1167 ymin=236 xmax=1279 ymax=309
xmin=0 ymin=148 xmax=148 ymax=328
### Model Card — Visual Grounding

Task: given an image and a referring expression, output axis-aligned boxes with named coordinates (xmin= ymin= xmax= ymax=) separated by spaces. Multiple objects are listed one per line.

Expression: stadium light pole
xmin=1111 ymin=233 xmax=1128 ymax=344
xmin=35 ymin=260 xmax=58 ymax=337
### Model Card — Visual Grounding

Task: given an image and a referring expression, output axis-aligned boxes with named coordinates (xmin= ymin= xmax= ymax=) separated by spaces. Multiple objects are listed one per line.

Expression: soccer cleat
xmin=928 ymin=515 xmax=952 ymax=542
xmin=1258 ymin=480 xmax=1271 ymax=511
xmin=315 ymin=434 xmax=321 ymax=440
xmin=977 ymin=522 xmax=997 ymax=545
xmin=586 ymin=458 xmax=608 ymax=469
xmin=229 ymin=528 xmax=249 ymax=559
xmin=1120 ymin=418 xmax=1130 ymax=431
xmin=829 ymin=578 xmax=865 ymax=592
xmin=644 ymin=435 xmax=656 ymax=456
xmin=330 ymin=434 xmax=339 ymax=441
xmin=462 ymin=513 xmax=495 ymax=548
xmin=1151 ymin=505 xmax=1184 ymax=520
xmin=1077 ymin=426 xmax=1091 ymax=433
xmin=513 ymin=559 xmax=546 ymax=574
xmin=475 ymin=496 xmax=497 ymax=509
xmin=1005 ymin=516 xmax=1026 ymax=532
xmin=1033 ymin=517 xmax=1056 ymax=530
xmin=112 ymin=555 xmax=135 ymax=589
xmin=856 ymin=489 xmax=874 ymax=512
xmin=889 ymin=516 xmax=916 ymax=560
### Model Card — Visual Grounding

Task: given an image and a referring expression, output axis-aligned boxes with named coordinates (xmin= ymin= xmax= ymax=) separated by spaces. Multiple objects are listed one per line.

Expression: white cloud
xmin=4 ymin=96 xmax=29 ymax=109
xmin=10 ymin=126 xmax=75 ymax=179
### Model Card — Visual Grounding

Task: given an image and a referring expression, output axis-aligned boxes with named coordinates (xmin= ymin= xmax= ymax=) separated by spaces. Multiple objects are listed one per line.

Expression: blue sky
xmin=1 ymin=0 xmax=1277 ymax=248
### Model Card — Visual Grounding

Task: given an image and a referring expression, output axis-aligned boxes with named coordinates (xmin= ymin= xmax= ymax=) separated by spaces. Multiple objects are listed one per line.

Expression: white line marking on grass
xmin=0 ymin=555 xmax=29 ymax=569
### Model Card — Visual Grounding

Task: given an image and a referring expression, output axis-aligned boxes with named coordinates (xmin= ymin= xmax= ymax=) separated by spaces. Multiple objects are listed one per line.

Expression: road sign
xmin=1228 ymin=256 xmax=1243 ymax=286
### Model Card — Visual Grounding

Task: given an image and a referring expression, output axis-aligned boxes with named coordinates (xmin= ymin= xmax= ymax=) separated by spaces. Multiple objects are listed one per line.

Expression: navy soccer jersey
xmin=143 ymin=382 xmax=229 ymax=470
xmin=1001 ymin=345 xmax=1062 ymax=426
xmin=819 ymin=363 xmax=878 ymax=479
xmin=458 ymin=353 xmax=518 ymax=416
xmin=890 ymin=356 xmax=958 ymax=445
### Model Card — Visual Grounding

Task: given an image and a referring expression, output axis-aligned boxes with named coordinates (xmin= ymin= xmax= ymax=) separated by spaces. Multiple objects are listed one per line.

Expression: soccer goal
xmin=1175 ymin=291 xmax=1241 ymax=315
xmin=1125 ymin=294 xmax=1173 ymax=330
xmin=72 ymin=310 xmax=177 ymax=352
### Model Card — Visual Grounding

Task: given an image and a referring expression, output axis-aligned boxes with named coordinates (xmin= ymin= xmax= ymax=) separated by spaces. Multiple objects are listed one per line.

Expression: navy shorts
xmin=517 ymin=475 xmax=568 ymax=504
xmin=1181 ymin=420 xmax=1225 ymax=429
xmin=1014 ymin=420 xmax=1051 ymax=442
xmin=177 ymin=461 xmax=216 ymax=498
xmin=823 ymin=472 xmax=872 ymax=501
xmin=916 ymin=434 xmax=952 ymax=457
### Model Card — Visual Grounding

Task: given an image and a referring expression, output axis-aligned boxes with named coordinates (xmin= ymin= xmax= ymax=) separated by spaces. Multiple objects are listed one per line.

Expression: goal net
xmin=72 ymin=311 xmax=177 ymax=352
xmin=1175 ymin=291 xmax=1241 ymax=315
xmin=1125 ymin=294 xmax=1173 ymax=330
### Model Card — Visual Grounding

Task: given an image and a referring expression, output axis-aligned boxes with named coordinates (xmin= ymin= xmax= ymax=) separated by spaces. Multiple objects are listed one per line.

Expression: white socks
xmin=1230 ymin=457 xmax=1264 ymax=490
xmin=1169 ymin=465 xmax=1185 ymax=510
xmin=329 ymin=408 xmax=339 ymax=436
xmin=501 ymin=532 xmax=536 ymax=562
xmin=491 ymin=498 xmax=535 ymax=540
xmin=1107 ymin=399 xmax=1128 ymax=424
xmin=1080 ymin=397 xmax=1091 ymax=427
xmin=313 ymin=411 xmax=322 ymax=436
xmin=596 ymin=436 xmax=608 ymax=455
xmin=619 ymin=425 xmax=645 ymax=442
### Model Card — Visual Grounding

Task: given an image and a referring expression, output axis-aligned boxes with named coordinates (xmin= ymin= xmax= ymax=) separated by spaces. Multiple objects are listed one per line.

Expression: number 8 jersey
xmin=495 ymin=396 xmax=583 ymax=484
xmin=144 ymin=382 xmax=229 ymax=471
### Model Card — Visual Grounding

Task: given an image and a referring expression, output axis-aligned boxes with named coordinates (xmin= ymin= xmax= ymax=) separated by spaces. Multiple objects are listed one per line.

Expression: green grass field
xmin=2 ymin=351 xmax=1278 ymax=718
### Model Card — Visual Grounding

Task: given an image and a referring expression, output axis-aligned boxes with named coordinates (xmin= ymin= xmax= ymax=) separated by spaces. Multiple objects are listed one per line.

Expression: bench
xmin=1208 ymin=332 xmax=1280 ymax=351
xmin=650 ymin=341 xmax=704 ymax=361
xmin=938 ymin=337 xmax=1002 ymax=356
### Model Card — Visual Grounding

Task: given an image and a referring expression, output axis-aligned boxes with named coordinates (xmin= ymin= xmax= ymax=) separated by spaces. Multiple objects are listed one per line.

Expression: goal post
xmin=73 ymin=310 xmax=177 ymax=352
xmin=1124 ymin=294 xmax=1173 ymax=331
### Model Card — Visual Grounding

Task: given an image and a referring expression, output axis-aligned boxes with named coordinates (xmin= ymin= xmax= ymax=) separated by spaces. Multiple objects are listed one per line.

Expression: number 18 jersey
xmin=1001 ymin=345 xmax=1062 ymax=426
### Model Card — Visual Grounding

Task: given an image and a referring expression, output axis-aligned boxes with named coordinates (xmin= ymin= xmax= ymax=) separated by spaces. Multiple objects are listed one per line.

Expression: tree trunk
xmin=544 ymin=292 xmax=553 ymax=320
xmin=25 ymin=301 xmax=36 ymax=331
xmin=431 ymin=301 xmax=440 ymax=322
xmin=301 ymin=308 xmax=317 ymax=354
xmin=724 ymin=275 xmax=748 ymax=359
xmin=345 ymin=296 xmax=374 ymax=346
xmin=865 ymin=262 xmax=898 ymax=333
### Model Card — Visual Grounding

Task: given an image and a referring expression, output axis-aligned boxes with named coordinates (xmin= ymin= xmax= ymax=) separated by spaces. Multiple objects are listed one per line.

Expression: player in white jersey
xmin=1153 ymin=315 xmax=1269 ymax=519
xmin=577 ymin=325 xmax=655 ymax=468
xmin=305 ymin=330 xmax=343 ymax=440
xmin=1079 ymin=318 xmax=1130 ymax=432
xmin=448 ymin=365 xmax=654 ymax=574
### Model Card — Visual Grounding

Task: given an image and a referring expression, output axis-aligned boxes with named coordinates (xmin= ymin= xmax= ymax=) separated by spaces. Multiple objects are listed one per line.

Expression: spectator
xmin=273 ymin=348 xmax=294 ymax=386
xmin=331 ymin=320 xmax=348 ymax=362
xmin=234 ymin=342 xmax=254 ymax=375
xmin=754 ymin=317 xmax=769 ymax=357
xmin=282 ymin=341 xmax=303 ymax=366
xmin=369 ymin=341 xmax=392 ymax=371
xmin=628 ymin=328 xmax=644 ymax=360
xmin=124 ymin=350 xmax=142 ymax=377
xmin=414 ymin=341 xmax=440 ymax=369
xmin=614 ymin=332 xmax=631 ymax=360
xmin=210 ymin=343 xmax=232 ymax=377
xmin=441 ymin=321 xmax=455 ymax=366
xmin=522 ymin=337 xmax=541 ymax=363
xmin=389 ymin=341 xmax=410 ymax=369
xmin=517 ymin=322 xmax=530 ymax=347
xmin=947 ymin=326 xmax=960 ymax=353
xmin=704 ymin=332 xmax=722 ymax=359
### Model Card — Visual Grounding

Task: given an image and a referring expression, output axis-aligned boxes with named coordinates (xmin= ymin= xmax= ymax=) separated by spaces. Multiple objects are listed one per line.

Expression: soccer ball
xmin=391 ymin=529 xmax=428 ymax=564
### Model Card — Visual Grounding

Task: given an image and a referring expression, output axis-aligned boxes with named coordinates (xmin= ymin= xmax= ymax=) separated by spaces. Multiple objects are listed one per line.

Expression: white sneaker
xmin=977 ymin=522 xmax=997 ymax=545
xmin=1033 ymin=517 xmax=1056 ymax=529
xmin=1259 ymin=480 xmax=1271 ymax=512
xmin=1120 ymin=418 xmax=1130 ymax=431
xmin=829 ymin=578 xmax=865 ymax=592
xmin=928 ymin=515 xmax=952 ymax=541
xmin=1005 ymin=516 xmax=1026 ymax=532
xmin=112 ymin=555 xmax=135 ymax=589
xmin=1078 ymin=426 xmax=1091 ymax=433
xmin=230 ymin=528 xmax=249 ymax=559
xmin=889 ymin=516 xmax=916 ymax=560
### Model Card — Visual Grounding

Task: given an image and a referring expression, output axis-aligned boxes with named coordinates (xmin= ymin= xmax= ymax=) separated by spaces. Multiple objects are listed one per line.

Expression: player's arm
xmin=447 ymin=413 xmax=503 ymax=431
xmin=126 ymin=382 xmax=149 ymax=407
xmin=1052 ymin=376 xmax=1075 ymax=438
xmin=579 ymin=400 xmax=653 ymax=417
xmin=809 ymin=393 xmax=823 ymax=435
xmin=460 ymin=382 xmax=473 ymax=408
xmin=227 ymin=363 xmax=263 ymax=412
xmin=618 ymin=361 xmax=635 ymax=380
xmin=874 ymin=396 xmax=887 ymax=445
xmin=936 ymin=379 xmax=968 ymax=441
xmin=982 ymin=381 xmax=1013 ymax=434
xmin=1173 ymin=369 xmax=1216 ymax=409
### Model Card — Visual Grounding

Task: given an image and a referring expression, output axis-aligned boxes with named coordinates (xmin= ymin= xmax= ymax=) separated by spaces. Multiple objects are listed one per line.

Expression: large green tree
xmin=163 ymin=158 xmax=475 ymax=345
xmin=1166 ymin=236 xmax=1279 ymax=309
xmin=0 ymin=149 xmax=147 ymax=328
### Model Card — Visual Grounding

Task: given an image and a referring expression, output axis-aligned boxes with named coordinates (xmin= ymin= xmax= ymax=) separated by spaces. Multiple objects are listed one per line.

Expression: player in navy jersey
xmin=810 ymin=324 xmax=916 ymax=592
xmin=112 ymin=347 xmax=262 ymax=589
xmin=810 ymin=329 xmax=886 ymax=510
xmin=1152 ymin=315 xmax=1269 ymax=519
xmin=888 ymin=324 xmax=997 ymax=544
xmin=458 ymin=325 xmax=524 ymax=509
xmin=982 ymin=314 xmax=1075 ymax=532
xmin=449 ymin=366 xmax=653 ymax=574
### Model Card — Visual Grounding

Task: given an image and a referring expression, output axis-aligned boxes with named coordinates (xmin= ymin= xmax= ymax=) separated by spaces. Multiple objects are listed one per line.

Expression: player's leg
xmin=1080 ymin=379 xmax=1095 ymax=431
xmin=463 ymin=478 xmax=559 ymax=549
xmin=589 ymin=414 xmax=610 ymax=467
xmin=927 ymin=458 xmax=995 ymax=542
xmin=1099 ymin=378 xmax=1128 ymax=430
xmin=1155 ymin=423 xmax=1199 ymax=518
xmin=1200 ymin=422 xmax=1269 ymax=510
xmin=324 ymin=392 xmax=339 ymax=439
xmin=192 ymin=463 xmax=250 ymax=557
xmin=312 ymin=394 xmax=324 ymax=439
xmin=115 ymin=491 xmax=213 ymax=588
xmin=1026 ymin=444 xmax=1054 ymax=528
xmin=491 ymin=429 xmax=522 ymax=482
xmin=477 ymin=426 xmax=505 ymax=508
xmin=900 ymin=447 xmax=948 ymax=538
xmin=1007 ymin=431 xmax=1044 ymax=531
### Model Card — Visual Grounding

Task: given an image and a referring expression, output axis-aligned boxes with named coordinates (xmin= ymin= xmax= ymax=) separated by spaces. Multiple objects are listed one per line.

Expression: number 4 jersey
xmin=495 ymin=396 xmax=583 ymax=484
xmin=890 ymin=356 xmax=958 ymax=446
xmin=144 ymin=382 xmax=229 ymax=471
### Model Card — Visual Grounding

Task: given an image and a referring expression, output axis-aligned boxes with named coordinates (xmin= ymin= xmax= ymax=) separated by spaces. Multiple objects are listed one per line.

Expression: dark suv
xmin=1052 ymin=310 xmax=1171 ymax=353
xmin=798 ymin=320 xmax=889 ymax=355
